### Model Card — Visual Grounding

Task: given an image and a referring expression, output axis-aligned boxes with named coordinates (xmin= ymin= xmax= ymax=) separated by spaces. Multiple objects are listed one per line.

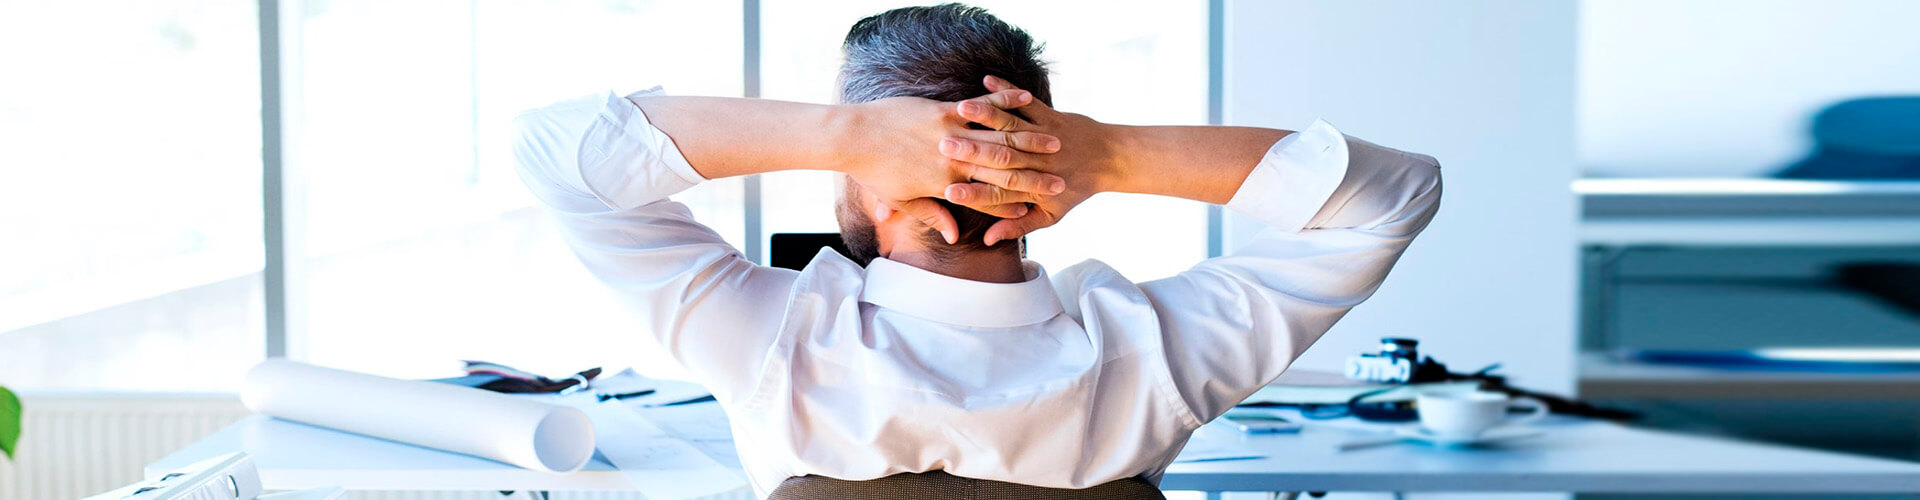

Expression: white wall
xmin=1224 ymin=0 xmax=1579 ymax=396
xmin=1581 ymin=0 xmax=1920 ymax=178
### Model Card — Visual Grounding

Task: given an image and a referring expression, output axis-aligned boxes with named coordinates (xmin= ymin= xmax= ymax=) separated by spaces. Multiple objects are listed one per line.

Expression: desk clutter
xmin=1228 ymin=337 xmax=1633 ymax=451
xmin=86 ymin=452 xmax=340 ymax=500
xmin=205 ymin=341 xmax=1633 ymax=499
xmin=235 ymin=360 xmax=742 ymax=500
xmin=240 ymin=360 xmax=598 ymax=473
xmin=148 ymin=352 xmax=1920 ymax=497
xmin=225 ymin=359 xmax=1345 ymax=497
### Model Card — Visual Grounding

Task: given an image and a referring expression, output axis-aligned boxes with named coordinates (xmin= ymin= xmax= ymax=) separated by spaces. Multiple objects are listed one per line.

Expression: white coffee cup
xmin=1415 ymin=390 xmax=1548 ymax=440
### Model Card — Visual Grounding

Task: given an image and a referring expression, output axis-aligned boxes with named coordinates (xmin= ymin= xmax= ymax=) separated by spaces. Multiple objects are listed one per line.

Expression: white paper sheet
xmin=1173 ymin=439 xmax=1266 ymax=463
xmin=1174 ymin=420 xmax=1267 ymax=463
xmin=564 ymin=392 xmax=749 ymax=500
xmin=240 ymin=360 xmax=596 ymax=473
xmin=625 ymin=397 xmax=741 ymax=469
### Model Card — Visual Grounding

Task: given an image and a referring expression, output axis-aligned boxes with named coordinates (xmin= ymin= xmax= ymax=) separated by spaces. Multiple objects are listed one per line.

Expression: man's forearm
xmin=630 ymin=96 xmax=852 ymax=179
xmin=1101 ymin=124 xmax=1291 ymax=205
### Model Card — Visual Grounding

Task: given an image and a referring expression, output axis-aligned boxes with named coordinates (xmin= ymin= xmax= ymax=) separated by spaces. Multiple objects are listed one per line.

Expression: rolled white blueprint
xmin=240 ymin=359 xmax=594 ymax=473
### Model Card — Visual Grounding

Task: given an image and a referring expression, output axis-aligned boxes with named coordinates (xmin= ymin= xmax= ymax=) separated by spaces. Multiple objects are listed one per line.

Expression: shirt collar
xmin=859 ymin=257 xmax=1066 ymax=328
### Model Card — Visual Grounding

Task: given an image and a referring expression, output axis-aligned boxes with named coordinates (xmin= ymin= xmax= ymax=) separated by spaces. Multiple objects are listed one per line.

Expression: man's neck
xmin=884 ymin=247 xmax=1028 ymax=284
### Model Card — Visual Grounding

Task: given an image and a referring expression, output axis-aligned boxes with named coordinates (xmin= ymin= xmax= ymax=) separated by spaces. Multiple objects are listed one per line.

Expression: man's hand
xmin=834 ymin=89 xmax=1067 ymax=244
xmin=939 ymin=76 xmax=1125 ymax=245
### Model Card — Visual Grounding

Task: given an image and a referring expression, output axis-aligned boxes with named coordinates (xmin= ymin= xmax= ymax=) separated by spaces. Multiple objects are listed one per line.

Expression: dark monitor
xmin=770 ymin=233 xmax=852 ymax=271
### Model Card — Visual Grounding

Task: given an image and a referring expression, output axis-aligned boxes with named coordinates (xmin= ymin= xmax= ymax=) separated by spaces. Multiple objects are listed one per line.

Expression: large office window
xmin=291 ymin=0 xmax=745 ymax=379
xmin=0 ymin=1 xmax=266 ymax=390
xmin=761 ymin=0 xmax=1210 ymax=280
xmin=0 ymin=1 xmax=1213 ymax=390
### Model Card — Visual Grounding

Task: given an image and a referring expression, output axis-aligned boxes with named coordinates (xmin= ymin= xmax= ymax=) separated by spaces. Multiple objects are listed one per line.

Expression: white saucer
xmin=1394 ymin=425 xmax=1545 ymax=447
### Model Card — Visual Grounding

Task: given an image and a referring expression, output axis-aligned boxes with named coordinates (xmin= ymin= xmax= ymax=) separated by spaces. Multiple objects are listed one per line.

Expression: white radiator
xmin=0 ymin=393 xmax=751 ymax=500
xmin=0 ymin=393 xmax=248 ymax=500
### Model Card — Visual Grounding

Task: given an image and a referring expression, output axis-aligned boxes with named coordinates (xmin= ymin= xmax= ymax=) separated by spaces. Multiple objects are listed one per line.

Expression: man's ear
xmin=863 ymin=190 xmax=906 ymax=256
xmin=865 ymin=190 xmax=893 ymax=224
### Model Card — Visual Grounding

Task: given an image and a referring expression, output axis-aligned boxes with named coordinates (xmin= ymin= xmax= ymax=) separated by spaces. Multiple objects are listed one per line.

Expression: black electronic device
xmin=1346 ymin=337 xmax=1450 ymax=384
xmin=1248 ymin=337 xmax=1640 ymax=422
xmin=771 ymin=233 xmax=854 ymax=271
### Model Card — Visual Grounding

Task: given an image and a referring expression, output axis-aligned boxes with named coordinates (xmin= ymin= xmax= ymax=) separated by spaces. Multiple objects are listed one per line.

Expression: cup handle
xmin=1506 ymin=397 xmax=1550 ymax=426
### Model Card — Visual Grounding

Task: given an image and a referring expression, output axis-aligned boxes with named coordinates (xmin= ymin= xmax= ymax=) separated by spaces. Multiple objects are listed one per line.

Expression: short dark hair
xmin=834 ymin=3 xmax=1051 ymax=266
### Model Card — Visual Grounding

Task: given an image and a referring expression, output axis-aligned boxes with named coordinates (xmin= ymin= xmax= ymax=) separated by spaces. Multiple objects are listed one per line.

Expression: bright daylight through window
xmin=0 ymin=0 xmax=1206 ymax=389
xmin=293 ymin=0 xmax=744 ymax=380
xmin=0 ymin=1 xmax=264 ymax=390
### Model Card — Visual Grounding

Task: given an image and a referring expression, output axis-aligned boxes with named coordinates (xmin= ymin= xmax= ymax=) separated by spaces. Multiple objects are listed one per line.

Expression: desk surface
xmin=152 ymin=412 xmax=1920 ymax=495
xmin=1162 ymin=416 xmax=1920 ymax=494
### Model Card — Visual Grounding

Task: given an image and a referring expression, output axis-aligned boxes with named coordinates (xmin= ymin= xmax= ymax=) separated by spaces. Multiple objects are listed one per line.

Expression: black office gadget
xmin=1346 ymin=337 xmax=1453 ymax=384
xmin=596 ymin=389 xmax=657 ymax=402
xmin=770 ymin=233 xmax=854 ymax=271
xmin=1245 ymin=337 xmax=1639 ymax=422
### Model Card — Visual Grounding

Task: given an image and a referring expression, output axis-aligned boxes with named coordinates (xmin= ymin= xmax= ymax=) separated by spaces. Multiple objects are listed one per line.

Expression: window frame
xmin=253 ymin=0 xmax=1224 ymax=360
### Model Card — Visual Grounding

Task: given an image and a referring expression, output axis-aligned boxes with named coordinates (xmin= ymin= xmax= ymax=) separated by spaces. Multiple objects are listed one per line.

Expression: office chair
xmin=1777 ymin=96 xmax=1920 ymax=179
xmin=768 ymin=471 xmax=1167 ymax=500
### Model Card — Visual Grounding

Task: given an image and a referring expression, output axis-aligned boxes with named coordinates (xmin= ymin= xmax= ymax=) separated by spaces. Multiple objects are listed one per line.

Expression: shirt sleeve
xmin=1140 ymin=120 xmax=1443 ymax=422
xmin=511 ymin=88 xmax=795 ymax=405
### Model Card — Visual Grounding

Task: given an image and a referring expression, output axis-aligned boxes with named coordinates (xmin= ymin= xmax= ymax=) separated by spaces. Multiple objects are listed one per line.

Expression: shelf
xmin=1579 ymin=178 xmax=1920 ymax=217
xmin=1582 ymin=180 xmax=1920 ymax=248
xmin=1578 ymin=178 xmax=1920 ymax=247
xmin=1583 ymin=218 xmax=1920 ymax=247
xmin=1577 ymin=352 xmax=1920 ymax=400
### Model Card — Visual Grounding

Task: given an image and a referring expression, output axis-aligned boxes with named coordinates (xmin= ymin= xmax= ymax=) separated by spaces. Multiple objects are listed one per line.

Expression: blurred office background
xmin=1577 ymin=4 xmax=1920 ymax=500
xmin=1 ymin=1 xmax=1917 ymax=499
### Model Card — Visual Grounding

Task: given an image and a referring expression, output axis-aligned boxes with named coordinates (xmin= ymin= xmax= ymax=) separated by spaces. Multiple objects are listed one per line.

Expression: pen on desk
xmin=1336 ymin=435 xmax=1408 ymax=452
xmin=596 ymin=389 xmax=656 ymax=402
xmin=658 ymin=395 xmax=718 ymax=407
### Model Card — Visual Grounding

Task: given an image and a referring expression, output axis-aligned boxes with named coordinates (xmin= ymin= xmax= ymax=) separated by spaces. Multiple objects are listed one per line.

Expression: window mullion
xmin=743 ymin=0 xmax=764 ymax=263
xmin=260 ymin=0 xmax=307 ymax=360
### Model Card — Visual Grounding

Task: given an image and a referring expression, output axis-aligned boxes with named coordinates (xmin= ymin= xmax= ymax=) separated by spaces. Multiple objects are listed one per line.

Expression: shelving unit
xmin=1577 ymin=178 xmax=1920 ymax=399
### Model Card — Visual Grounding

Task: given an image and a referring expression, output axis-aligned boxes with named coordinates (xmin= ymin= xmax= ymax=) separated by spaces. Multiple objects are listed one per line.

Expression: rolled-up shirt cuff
xmin=625 ymin=87 xmax=709 ymax=186
xmin=1224 ymin=119 xmax=1350 ymax=232
xmin=577 ymin=87 xmax=708 ymax=211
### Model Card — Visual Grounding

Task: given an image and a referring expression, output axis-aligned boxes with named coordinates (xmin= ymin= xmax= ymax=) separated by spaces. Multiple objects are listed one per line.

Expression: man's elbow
xmin=1357 ymin=151 xmax=1442 ymax=235
xmin=1410 ymin=153 xmax=1442 ymax=206
xmin=1394 ymin=160 xmax=1443 ymax=235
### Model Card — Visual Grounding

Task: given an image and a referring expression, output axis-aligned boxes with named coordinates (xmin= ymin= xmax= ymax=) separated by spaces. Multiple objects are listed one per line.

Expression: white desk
xmin=1163 ymin=415 xmax=1920 ymax=494
xmin=151 ymin=411 xmax=1920 ymax=496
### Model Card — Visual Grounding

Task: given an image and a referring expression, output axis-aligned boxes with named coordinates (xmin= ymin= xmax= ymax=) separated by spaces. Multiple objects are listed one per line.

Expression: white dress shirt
xmin=512 ymin=88 xmax=1442 ymax=497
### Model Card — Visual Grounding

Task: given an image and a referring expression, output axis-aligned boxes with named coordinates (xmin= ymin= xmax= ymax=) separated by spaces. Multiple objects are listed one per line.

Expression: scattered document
xmin=630 ymin=401 xmax=741 ymax=469
xmin=1174 ymin=439 xmax=1266 ymax=463
xmin=559 ymin=369 xmax=749 ymax=499
xmin=1174 ymin=420 xmax=1267 ymax=463
xmin=572 ymin=401 xmax=748 ymax=500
